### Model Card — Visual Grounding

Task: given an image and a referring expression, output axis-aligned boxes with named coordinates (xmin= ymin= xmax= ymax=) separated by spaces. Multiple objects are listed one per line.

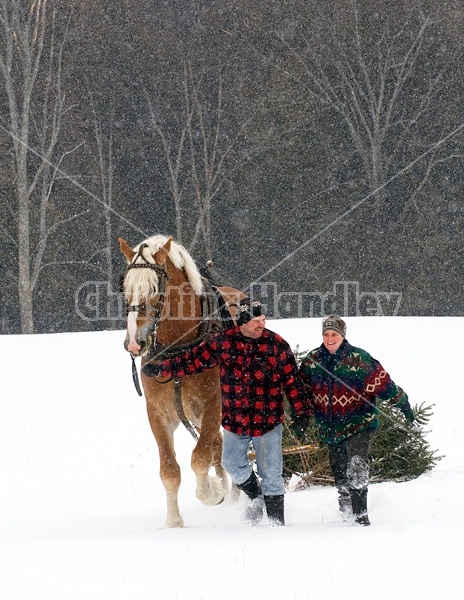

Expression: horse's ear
xmin=154 ymin=236 xmax=173 ymax=265
xmin=119 ymin=238 xmax=136 ymax=263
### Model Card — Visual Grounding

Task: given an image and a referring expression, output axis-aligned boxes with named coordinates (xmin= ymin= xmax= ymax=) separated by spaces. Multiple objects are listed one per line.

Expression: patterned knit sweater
xmin=152 ymin=327 xmax=310 ymax=437
xmin=299 ymin=339 xmax=411 ymax=444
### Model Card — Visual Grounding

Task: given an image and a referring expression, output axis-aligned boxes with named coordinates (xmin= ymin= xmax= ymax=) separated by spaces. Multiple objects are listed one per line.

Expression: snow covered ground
xmin=1 ymin=316 xmax=462 ymax=600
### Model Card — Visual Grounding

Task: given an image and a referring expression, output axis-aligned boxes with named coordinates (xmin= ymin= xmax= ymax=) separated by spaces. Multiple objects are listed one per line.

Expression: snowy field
xmin=1 ymin=316 xmax=462 ymax=600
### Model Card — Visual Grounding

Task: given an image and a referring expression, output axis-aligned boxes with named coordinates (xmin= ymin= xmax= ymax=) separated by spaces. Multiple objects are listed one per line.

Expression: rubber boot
xmin=338 ymin=487 xmax=353 ymax=522
xmin=350 ymin=488 xmax=370 ymax=526
xmin=237 ymin=471 xmax=265 ymax=526
xmin=264 ymin=494 xmax=285 ymax=526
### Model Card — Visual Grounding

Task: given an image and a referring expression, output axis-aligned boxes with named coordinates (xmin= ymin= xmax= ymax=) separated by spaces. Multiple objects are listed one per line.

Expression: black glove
xmin=142 ymin=361 xmax=163 ymax=378
xmin=290 ymin=416 xmax=310 ymax=438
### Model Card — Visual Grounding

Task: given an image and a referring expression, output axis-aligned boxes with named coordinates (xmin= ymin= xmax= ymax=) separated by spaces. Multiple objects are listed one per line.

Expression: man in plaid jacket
xmin=143 ymin=298 xmax=311 ymax=526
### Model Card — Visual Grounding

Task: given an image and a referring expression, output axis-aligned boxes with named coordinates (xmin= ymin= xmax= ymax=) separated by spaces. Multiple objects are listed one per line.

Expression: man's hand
xmin=142 ymin=362 xmax=163 ymax=378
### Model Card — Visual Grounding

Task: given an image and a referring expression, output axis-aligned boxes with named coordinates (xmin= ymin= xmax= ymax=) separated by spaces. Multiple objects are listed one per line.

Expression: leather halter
xmin=122 ymin=247 xmax=235 ymax=438
xmin=124 ymin=243 xmax=170 ymax=357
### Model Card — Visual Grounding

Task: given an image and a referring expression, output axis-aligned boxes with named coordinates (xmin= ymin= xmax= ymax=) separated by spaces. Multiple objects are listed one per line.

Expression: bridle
xmin=122 ymin=244 xmax=203 ymax=437
xmin=124 ymin=243 xmax=171 ymax=360
xmin=121 ymin=243 xmax=236 ymax=440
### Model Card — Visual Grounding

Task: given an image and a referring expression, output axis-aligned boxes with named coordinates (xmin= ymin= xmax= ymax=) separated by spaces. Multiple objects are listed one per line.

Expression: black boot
xmin=350 ymin=488 xmax=370 ymax=526
xmin=338 ymin=487 xmax=353 ymax=522
xmin=237 ymin=471 xmax=265 ymax=526
xmin=264 ymin=495 xmax=285 ymax=526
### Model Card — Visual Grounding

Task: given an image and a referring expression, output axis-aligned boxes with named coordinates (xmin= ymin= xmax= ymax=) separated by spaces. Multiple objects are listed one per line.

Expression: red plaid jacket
xmin=154 ymin=327 xmax=310 ymax=436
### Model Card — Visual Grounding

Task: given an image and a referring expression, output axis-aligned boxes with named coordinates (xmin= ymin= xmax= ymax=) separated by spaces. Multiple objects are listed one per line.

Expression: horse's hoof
xmin=166 ymin=516 xmax=185 ymax=528
xmin=197 ymin=491 xmax=225 ymax=506
xmin=196 ymin=476 xmax=225 ymax=506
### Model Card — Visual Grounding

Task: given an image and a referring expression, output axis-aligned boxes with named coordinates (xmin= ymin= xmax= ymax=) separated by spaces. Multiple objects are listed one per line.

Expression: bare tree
xmin=279 ymin=5 xmax=461 ymax=223
xmin=89 ymin=98 xmax=122 ymax=330
xmin=0 ymin=0 xmax=78 ymax=333
xmin=266 ymin=1 xmax=464 ymax=303
xmin=147 ymin=60 xmax=253 ymax=260
xmin=146 ymin=66 xmax=192 ymax=246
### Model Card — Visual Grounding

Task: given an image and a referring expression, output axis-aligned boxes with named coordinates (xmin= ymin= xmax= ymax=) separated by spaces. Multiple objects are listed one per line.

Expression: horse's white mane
xmin=123 ymin=235 xmax=204 ymax=304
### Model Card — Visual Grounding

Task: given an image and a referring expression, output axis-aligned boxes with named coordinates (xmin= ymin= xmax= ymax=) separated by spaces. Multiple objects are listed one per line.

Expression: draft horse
xmin=119 ymin=234 xmax=244 ymax=527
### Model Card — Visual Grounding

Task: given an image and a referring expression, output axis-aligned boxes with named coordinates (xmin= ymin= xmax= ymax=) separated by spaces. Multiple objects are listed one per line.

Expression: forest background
xmin=1 ymin=0 xmax=463 ymax=335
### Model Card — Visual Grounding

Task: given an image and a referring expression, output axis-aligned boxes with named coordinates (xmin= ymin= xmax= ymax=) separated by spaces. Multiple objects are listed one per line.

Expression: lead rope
xmin=131 ymin=355 xmax=143 ymax=397
xmin=174 ymin=378 xmax=200 ymax=441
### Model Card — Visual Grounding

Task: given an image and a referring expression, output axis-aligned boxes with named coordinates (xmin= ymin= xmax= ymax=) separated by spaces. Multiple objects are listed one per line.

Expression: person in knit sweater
xmin=299 ymin=315 xmax=415 ymax=526
xmin=142 ymin=298 xmax=311 ymax=527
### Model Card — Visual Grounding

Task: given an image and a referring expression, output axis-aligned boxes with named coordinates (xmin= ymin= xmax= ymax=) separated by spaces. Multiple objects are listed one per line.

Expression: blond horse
xmin=119 ymin=235 xmax=244 ymax=527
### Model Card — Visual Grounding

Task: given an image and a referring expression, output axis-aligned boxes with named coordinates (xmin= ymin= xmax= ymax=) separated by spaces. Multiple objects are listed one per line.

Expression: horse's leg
xmin=146 ymin=398 xmax=184 ymax=528
xmin=211 ymin=430 xmax=229 ymax=492
xmin=192 ymin=432 xmax=225 ymax=506
xmin=211 ymin=430 xmax=242 ymax=502
xmin=188 ymin=373 xmax=226 ymax=506
xmin=157 ymin=428 xmax=184 ymax=528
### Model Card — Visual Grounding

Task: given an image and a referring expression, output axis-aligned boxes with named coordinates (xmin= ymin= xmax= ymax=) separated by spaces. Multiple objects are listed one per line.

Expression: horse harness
xmin=123 ymin=246 xmax=235 ymax=440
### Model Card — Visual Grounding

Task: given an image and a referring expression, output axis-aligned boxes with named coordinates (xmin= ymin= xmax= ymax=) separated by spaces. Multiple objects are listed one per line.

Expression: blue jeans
xmin=222 ymin=424 xmax=285 ymax=496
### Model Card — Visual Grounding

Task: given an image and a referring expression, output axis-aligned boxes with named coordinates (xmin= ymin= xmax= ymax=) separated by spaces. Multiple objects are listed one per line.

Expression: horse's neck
xmin=156 ymin=267 xmax=203 ymax=345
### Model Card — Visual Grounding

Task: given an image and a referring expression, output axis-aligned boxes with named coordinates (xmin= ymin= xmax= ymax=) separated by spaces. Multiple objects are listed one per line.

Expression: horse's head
xmin=119 ymin=235 xmax=204 ymax=358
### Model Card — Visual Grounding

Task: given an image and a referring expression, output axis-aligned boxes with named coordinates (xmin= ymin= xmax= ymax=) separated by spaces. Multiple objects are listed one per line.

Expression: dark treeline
xmin=1 ymin=0 xmax=463 ymax=334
